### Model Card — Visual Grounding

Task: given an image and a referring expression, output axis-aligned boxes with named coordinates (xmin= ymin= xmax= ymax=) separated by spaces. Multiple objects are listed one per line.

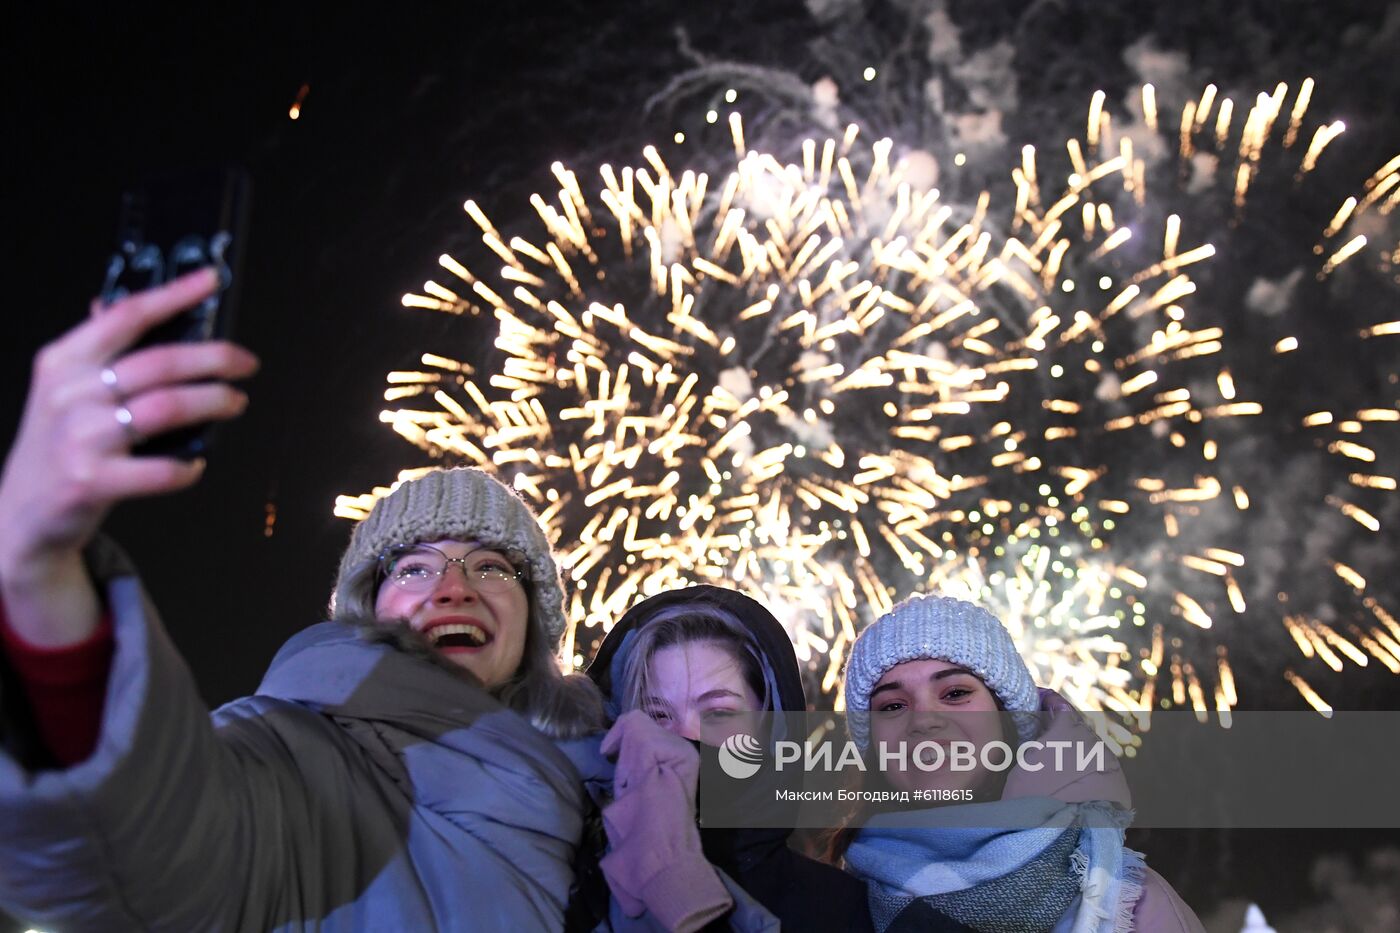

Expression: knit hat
xmin=844 ymin=594 xmax=1040 ymax=749
xmin=333 ymin=468 xmax=568 ymax=646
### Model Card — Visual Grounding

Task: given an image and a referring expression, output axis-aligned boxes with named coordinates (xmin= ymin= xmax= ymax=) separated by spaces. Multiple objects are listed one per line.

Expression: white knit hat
xmin=843 ymin=594 xmax=1039 ymax=749
xmin=333 ymin=468 xmax=567 ymax=646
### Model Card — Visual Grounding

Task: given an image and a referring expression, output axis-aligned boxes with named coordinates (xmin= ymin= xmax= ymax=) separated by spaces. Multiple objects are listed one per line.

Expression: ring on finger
xmin=114 ymin=404 xmax=146 ymax=448
xmin=100 ymin=366 xmax=125 ymax=401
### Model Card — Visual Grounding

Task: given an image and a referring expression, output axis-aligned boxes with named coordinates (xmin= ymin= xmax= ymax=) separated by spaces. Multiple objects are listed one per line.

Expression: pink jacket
xmin=1004 ymin=690 xmax=1204 ymax=933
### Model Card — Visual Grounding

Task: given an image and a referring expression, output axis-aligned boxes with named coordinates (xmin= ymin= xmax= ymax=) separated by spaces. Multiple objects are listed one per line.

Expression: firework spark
xmin=341 ymin=80 xmax=1398 ymax=724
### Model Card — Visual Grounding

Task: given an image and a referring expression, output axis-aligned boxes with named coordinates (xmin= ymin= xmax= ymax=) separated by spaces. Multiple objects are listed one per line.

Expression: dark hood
xmin=586 ymin=584 xmax=808 ymax=721
xmin=586 ymin=585 xmax=810 ymax=864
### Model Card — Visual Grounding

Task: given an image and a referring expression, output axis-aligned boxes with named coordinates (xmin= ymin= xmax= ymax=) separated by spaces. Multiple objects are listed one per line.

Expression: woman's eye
xmin=475 ymin=559 xmax=512 ymax=575
xmin=394 ymin=562 xmax=436 ymax=578
xmin=645 ymin=708 xmax=670 ymax=722
xmin=876 ymin=702 xmax=907 ymax=713
xmin=702 ymin=709 xmax=737 ymax=721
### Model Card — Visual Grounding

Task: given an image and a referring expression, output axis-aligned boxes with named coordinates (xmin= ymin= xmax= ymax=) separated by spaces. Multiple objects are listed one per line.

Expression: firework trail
xmin=339 ymin=79 xmax=1397 ymax=727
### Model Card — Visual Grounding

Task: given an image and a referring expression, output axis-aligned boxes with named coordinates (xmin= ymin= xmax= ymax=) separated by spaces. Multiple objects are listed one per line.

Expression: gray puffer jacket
xmin=0 ymin=543 xmax=588 ymax=932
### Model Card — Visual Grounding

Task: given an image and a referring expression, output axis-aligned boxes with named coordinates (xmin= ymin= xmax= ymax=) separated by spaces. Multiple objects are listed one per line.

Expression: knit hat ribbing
xmin=844 ymin=594 xmax=1039 ymax=749
xmin=334 ymin=468 xmax=568 ymax=646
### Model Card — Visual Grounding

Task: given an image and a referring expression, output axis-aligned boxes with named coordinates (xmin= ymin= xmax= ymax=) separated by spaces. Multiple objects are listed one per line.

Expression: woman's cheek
xmin=870 ymin=711 xmax=906 ymax=747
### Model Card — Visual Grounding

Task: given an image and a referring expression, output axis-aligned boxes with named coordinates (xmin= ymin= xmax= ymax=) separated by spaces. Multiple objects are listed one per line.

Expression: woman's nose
xmin=431 ymin=564 xmax=479 ymax=602
xmin=909 ymin=709 xmax=948 ymax=736
xmin=670 ymin=713 xmax=702 ymax=742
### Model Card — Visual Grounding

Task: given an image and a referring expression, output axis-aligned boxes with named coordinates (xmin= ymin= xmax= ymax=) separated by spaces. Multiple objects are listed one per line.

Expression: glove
xmin=600 ymin=711 xmax=733 ymax=932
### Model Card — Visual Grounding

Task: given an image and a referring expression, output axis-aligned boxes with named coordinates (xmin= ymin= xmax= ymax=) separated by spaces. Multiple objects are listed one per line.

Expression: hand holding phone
xmin=100 ymin=165 xmax=251 ymax=459
xmin=0 ymin=268 xmax=258 ymax=647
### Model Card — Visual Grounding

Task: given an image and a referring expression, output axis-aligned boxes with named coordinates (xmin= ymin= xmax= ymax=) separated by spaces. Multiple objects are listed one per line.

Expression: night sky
xmin=5 ymin=3 xmax=1400 ymax=929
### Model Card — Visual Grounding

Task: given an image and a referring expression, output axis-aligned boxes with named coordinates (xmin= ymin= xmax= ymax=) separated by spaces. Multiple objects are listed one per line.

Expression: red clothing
xmin=0 ymin=605 xmax=113 ymax=765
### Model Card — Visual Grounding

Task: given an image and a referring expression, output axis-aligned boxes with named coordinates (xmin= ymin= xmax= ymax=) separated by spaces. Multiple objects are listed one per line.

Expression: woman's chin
xmin=442 ymin=651 xmax=490 ymax=682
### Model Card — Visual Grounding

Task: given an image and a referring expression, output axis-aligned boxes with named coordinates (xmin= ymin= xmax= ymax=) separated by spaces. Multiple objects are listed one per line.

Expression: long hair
xmin=332 ymin=557 xmax=604 ymax=740
xmin=615 ymin=603 xmax=771 ymax=715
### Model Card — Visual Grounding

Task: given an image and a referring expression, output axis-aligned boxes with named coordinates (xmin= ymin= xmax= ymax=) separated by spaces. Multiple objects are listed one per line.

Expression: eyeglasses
xmin=377 ymin=543 xmax=529 ymax=594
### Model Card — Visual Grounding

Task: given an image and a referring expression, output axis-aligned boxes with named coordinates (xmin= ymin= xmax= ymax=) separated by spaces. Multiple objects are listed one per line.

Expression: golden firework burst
xmin=340 ymin=80 xmax=1398 ymax=726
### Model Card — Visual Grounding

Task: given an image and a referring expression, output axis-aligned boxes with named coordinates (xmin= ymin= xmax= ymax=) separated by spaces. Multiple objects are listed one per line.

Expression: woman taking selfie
xmin=0 ymin=270 xmax=605 ymax=930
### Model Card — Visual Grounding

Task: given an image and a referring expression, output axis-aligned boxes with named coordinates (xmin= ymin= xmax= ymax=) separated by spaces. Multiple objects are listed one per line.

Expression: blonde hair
xmin=615 ymin=603 xmax=771 ymax=714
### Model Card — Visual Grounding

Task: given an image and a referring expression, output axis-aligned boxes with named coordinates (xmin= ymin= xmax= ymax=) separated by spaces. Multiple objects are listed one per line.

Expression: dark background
xmin=4 ymin=3 xmax=1399 ymax=929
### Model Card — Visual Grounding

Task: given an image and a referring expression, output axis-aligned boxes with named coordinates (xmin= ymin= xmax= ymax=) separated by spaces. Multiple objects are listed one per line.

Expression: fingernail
xmin=183 ymin=266 xmax=220 ymax=287
xmin=191 ymin=457 xmax=208 ymax=473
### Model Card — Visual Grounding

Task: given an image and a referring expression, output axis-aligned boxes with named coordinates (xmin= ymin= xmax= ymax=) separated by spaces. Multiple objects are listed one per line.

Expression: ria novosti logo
xmin=716 ymin=731 xmax=1108 ymax=780
xmin=718 ymin=733 xmax=765 ymax=779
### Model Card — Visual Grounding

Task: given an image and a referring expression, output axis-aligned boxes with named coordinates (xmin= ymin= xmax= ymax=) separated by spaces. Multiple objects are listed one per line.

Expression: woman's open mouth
xmin=427 ymin=623 xmax=492 ymax=652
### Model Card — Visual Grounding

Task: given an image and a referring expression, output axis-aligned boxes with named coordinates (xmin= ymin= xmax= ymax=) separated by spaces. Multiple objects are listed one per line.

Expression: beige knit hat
xmin=334 ymin=468 xmax=568 ymax=646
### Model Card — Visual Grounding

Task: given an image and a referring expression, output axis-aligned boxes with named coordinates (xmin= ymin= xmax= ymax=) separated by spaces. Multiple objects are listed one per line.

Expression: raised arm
xmin=0 ymin=267 xmax=257 ymax=646
xmin=0 ymin=270 xmax=267 ymax=926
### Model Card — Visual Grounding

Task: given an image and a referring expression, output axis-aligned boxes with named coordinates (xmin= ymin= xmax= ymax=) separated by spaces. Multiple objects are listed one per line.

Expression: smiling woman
xmin=327 ymin=469 xmax=603 ymax=740
xmin=0 ymin=287 xmax=607 ymax=933
xmin=867 ymin=657 xmax=1011 ymax=801
xmin=832 ymin=594 xmax=1205 ymax=933
xmin=373 ymin=541 xmax=531 ymax=685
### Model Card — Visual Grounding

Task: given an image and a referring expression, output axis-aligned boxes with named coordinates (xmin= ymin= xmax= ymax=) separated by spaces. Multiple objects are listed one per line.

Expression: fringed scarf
xmin=845 ymin=798 xmax=1145 ymax=933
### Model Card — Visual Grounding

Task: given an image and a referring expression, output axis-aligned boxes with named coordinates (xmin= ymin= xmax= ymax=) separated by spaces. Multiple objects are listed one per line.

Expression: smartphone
xmin=100 ymin=165 xmax=252 ymax=459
